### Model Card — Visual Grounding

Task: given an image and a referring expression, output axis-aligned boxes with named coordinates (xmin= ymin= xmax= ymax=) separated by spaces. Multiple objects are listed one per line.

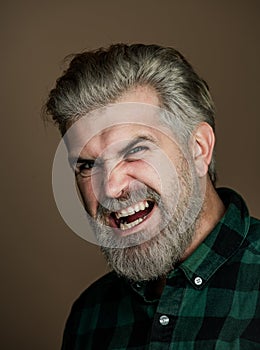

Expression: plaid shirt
xmin=61 ymin=188 xmax=260 ymax=349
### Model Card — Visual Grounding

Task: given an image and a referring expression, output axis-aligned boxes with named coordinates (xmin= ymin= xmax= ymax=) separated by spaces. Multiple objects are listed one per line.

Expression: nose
xmin=103 ymin=161 xmax=132 ymax=199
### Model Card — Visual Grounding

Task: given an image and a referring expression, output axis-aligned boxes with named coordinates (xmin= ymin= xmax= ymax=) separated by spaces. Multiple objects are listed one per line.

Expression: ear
xmin=191 ymin=122 xmax=215 ymax=177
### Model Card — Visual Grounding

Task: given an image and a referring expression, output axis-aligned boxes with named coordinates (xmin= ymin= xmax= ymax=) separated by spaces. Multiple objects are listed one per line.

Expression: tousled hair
xmin=45 ymin=43 xmax=216 ymax=184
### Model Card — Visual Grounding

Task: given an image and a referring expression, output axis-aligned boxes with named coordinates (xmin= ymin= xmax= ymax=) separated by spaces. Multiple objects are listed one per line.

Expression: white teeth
xmin=121 ymin=209 xmax=128 ymax=217
xmin=127 ymin=208 xmax=135 ymax=215
xmin=139 ymin=202 xmax=145 ymax=211
xmin=115 ymin=200 xmax=150 ymax=219
xmin=134 ymin=204 xmax=140 ymax=212
xmin=120 ymin=217 xmax=144 ymax=231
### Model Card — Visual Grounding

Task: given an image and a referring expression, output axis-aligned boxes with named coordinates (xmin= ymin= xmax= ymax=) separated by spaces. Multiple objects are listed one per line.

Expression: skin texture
xmin=119 ymin=86 xmax=225 ymax=252
xmin=70 ymin=85 xmax=226 ymax=287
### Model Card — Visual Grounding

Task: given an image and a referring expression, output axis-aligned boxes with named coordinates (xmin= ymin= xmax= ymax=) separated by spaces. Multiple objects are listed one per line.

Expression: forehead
xmin=65 ymin=102 xmax=176 ymax=158
xmin=84 ymin=124 xmax=161 ymax=156
xmin=68 ymin=122 xmax=171 ymax=160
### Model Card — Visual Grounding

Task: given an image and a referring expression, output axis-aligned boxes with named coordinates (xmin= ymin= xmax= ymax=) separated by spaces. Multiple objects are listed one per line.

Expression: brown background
xmin=1 ymin=1 xmax=259 ymax=349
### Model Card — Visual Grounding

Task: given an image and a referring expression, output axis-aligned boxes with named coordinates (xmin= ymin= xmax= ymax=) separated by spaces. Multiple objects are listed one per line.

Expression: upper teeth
xmin=115 ymin=200 xmax=149 ymax=219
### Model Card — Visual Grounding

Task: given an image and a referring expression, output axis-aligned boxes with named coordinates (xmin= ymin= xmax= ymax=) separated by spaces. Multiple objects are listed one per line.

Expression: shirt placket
xmin=149 ymin=269 xmax=186 ymax=349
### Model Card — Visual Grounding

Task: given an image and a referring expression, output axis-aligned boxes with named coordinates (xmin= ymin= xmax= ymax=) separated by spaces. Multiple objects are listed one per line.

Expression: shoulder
xmin=244 ymin=216 xmax=260 ymax=255
xmin=83 ymin=270 xmax=120 ymax=294
xmin=69 ymin=271 xmax=129 ymax=313
xmin=249 ymin=216 xmax=260 ymax=232
xmin=233 ymin=216 xmax=260 ymax=289
xmin=61 ymin=272 xmax=131 ymax=348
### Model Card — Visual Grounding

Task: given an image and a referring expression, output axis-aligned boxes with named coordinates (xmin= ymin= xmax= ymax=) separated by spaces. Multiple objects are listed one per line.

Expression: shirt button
xmin=159 ymin=315 xmax=170 ymax=326
xmin=194 ymin=276 xmax=203 ymax=285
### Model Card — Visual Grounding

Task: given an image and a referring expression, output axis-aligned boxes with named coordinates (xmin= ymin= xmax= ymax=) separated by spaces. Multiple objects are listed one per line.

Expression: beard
xmin=89 ymin=160 xmax=204 ymax=282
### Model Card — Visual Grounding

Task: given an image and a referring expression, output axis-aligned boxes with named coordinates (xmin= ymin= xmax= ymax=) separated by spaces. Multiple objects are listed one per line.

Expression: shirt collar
xmin=129 ymin=187 xmax=250 ymax=296
xmin=177 ymin=187 xmax=250 ymax=289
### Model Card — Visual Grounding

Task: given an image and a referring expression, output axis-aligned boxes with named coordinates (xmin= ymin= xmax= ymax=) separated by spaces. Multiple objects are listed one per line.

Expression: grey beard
xmin=90 ymin=164 xmax=203 ymax=282
xmin=100 ymin=204 xmax=197 ymax=282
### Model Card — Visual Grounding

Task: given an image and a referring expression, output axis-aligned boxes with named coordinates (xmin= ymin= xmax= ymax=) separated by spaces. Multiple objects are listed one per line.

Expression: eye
xmin=126 ymin=145 xmax=148 ymax=157
xmin=79 ymin=160 xmax=95 ymax=170
xmin=75 ymin=159 xmax=101 ymax=177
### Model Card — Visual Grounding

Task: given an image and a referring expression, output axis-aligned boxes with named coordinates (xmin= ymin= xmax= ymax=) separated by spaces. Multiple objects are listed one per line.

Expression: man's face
xmin=74 ymin=123 xmax=182 ymax=233
xmin=66 ymin=87 xmax=204 ymax=281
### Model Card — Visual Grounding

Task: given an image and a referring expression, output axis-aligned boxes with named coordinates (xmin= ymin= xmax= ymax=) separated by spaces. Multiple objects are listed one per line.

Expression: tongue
xmin=123 ymin=207 xmax=151 ymax=224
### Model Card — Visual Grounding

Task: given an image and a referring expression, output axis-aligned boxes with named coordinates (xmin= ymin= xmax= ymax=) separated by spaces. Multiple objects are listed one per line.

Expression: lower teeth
xmin=120 ymin=217 xmax=146 ymax=231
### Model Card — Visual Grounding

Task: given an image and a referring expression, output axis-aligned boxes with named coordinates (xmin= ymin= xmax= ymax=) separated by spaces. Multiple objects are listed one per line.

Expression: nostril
xmin=105 ymin=184 xmax=128 ymax=199
xmin=105 ymin=176 xmax=130 ymax=199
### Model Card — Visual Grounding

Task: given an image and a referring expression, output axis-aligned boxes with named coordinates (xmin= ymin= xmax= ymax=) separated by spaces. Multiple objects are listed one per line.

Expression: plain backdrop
xmin=1 ymin=1 xmax=259 ymax=349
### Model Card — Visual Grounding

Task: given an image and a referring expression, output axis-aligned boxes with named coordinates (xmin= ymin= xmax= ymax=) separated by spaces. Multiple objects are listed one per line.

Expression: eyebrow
xmin=118 ymin=135 xmax=159 ymax=157
xmin=69 ymin=134 xmax=159 ymax=166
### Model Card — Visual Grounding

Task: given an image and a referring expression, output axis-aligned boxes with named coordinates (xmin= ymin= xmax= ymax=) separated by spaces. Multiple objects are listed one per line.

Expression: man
xmin=46 ymin=44 xmax=259 ymax=349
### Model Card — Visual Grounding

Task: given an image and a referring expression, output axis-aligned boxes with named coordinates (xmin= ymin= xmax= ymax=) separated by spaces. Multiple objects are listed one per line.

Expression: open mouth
xmin=110 ymin=200 xmax=155 ymax=231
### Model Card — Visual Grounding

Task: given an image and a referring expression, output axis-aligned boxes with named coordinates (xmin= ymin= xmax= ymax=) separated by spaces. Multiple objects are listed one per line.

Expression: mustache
xmin=97 ymin=186 xmax=161 ymax=215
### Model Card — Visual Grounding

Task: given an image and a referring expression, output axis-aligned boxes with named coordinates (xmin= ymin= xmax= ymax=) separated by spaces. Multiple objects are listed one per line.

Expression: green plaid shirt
xmin=61 ymin=188 xmax=260 ymax=349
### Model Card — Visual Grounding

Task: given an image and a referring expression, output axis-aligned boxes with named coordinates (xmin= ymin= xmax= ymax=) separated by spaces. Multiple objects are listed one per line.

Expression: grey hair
xmin=45 ymin=43 xmax=217 ymax=184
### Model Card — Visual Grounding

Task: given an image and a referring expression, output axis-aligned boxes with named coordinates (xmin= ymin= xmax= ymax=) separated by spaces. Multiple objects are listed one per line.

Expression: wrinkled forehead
xmin=64 ymin=103 xmax=177 ymax=156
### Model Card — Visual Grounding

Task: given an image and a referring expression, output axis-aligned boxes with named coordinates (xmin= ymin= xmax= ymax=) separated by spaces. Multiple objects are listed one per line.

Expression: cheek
xmin=126 ymin=161 xmax=162 ymax=193
xmin=76 ymin=178 xmax=98 ymax=215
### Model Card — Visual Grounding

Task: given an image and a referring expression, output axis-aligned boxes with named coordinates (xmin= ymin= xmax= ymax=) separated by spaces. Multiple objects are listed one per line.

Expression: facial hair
xmin=90 ymin=162 xmax=203 ymax=282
